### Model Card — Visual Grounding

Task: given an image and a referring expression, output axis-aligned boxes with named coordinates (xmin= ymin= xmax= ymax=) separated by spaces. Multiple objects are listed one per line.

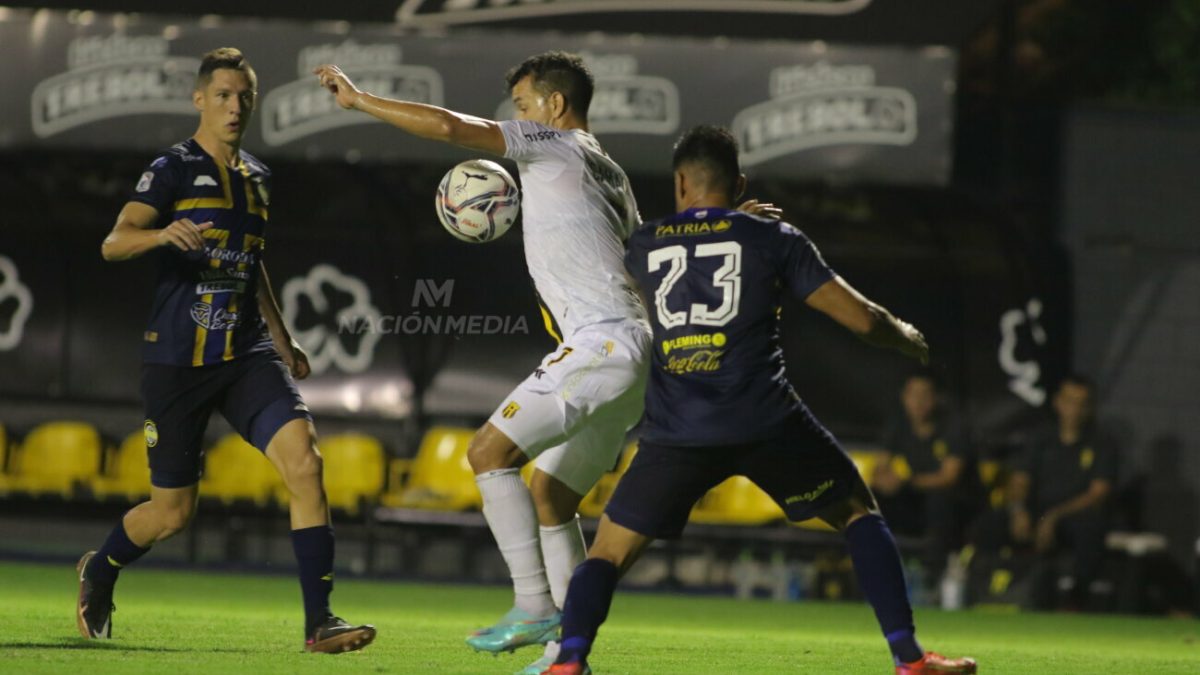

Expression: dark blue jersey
xmin=128 ymin=138 xmax=273 ymax=366
xmin=625 ymin=207 xmax=835 ymax=446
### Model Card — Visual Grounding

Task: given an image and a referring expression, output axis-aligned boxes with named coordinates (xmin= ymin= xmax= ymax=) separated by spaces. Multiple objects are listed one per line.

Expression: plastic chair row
xmin=0 ymin=420 xmax=889 ymax=530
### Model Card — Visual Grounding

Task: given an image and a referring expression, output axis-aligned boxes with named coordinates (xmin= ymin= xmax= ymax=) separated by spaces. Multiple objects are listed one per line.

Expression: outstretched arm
xmin=257 ymin=260 xmax=310 ymax=380
xmin=314 ymin=64 xmax=507 ymax=156
xmin=804 ymin=276 xmax=929 ymax=364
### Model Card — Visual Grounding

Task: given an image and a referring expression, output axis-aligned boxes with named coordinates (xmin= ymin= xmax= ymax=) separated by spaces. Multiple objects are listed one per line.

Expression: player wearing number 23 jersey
xmin=624 ymin=209 xmax=833 ymax=447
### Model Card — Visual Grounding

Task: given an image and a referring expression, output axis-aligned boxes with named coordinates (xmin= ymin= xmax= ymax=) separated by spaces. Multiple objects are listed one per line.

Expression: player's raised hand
xmin=737 ymin=199 xmax=783 ymax=220
xmin=157 ymin=218 xmax=213 ymax=252
xmin=313 ymin=64 xmax=363 ymax=110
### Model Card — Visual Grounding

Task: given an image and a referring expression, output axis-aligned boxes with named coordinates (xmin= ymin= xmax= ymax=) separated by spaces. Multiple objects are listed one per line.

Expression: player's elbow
xmin=100 ymin=237 xmax=121 ymax=262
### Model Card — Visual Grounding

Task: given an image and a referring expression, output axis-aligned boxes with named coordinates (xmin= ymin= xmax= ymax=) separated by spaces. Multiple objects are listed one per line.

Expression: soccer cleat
xmin=466 ymin=607 xmax=561 ymax=653
xmin=76 ymin=551 xmax=114 ymax=639
xmin=896 ymin=651 xmax=978 ymax=674
xmin=540 ymin=661 xmax=591 ymax=675
xmin=517 ymin=655 xmax=555 ymax=675
xmin=304 ymin=616 xmax=377 ymax=653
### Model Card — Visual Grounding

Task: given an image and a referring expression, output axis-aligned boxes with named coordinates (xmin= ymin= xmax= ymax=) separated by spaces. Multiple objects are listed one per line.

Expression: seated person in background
xmin=871 ymin=371 xmax=972 ymax=581
xmin=972 ymin=374 xmax=1117 ymax=610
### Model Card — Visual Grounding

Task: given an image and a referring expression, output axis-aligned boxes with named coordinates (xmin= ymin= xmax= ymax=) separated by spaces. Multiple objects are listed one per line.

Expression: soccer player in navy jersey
xmin=543 ymin=126 xmax=976 ymax=674
xmin=76 ymin=48 xmax=374 ymax=653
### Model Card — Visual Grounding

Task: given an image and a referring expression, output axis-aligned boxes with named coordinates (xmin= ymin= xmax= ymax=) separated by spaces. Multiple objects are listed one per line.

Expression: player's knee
xmin=284 ymin=448 xmax=324 ymax=488
xmin=467 ymin=434 xmax=506 ymax=474
xmin=157 ymin=503 xmax=195 ymax=539
xmin=529 ymin=472 xmax=582 ymax=523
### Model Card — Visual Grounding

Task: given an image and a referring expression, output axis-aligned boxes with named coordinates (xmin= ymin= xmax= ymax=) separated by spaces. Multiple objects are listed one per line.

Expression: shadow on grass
xmin=0 ymin=638 xmax=251 ymax=654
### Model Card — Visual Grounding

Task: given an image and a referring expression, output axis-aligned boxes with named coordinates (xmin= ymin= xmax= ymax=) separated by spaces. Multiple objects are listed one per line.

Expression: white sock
xmin=540 ymin=516 xmax=586 ymax=610
xmin=476 ymin=469 xmax=556 ymax=617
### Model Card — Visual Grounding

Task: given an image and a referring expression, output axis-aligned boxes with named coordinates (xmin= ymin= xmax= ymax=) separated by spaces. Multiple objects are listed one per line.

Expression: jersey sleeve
xmin=128 ymin=153 xmax=182 ymax=216
xmin=498 ymin=120 xmax=570 ymax=164
xmin=776 ymin=223 xmax=836 ymax=299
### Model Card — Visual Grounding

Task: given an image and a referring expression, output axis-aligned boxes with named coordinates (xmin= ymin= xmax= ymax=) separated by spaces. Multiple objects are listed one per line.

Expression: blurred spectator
xmin=972 ymin=374 xmax=1117 ymax=610
xmin=871 ymin=371 xmax=973 ymax=580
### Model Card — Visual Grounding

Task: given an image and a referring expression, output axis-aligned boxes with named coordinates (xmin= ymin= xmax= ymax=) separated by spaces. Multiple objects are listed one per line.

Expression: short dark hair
xmin=196 ymin=47 xmax=257 ymax=92
xmin=904 ymin=367 xmax=940 ymax=390
xmin=1058 ymin=373 xmax=1096 ymax=395
xmin=505 ymin=51 xmax=594 ymax=118
xmin=672 ymin=125 xmax=740 ymax=198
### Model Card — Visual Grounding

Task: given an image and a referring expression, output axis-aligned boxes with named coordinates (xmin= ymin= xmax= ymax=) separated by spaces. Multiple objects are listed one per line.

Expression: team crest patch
xmin=144 ymin=420 xmax=159 ymax=448
xmin=501 ymin=401 xmax=521 ymax=419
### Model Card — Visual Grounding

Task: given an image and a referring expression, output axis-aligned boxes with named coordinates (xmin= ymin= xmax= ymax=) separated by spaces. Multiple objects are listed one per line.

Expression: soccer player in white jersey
xmin=315 ymin=52 xmax=650 ymax=673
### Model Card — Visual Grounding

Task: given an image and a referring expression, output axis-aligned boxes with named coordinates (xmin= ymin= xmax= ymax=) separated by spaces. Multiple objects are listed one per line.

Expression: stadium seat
xmin=690 ymin=475 xmax=785 ymax=526
xmin=92 ymin=430 xmax=152 ymax=502
xmin=309 ymin=433 xmax=387 ymax=514
xmin=380 ymin=426 xmax=481 ymax=511
xmin=199 ymin=433 xmax=281 ymax=506
xmin=577 ymin=441 xmax=638 ymax=518
xmin=789 ymin=447 xmax=888 ymax=532
xmin=4 ymin=421 xmax=103 ymax=498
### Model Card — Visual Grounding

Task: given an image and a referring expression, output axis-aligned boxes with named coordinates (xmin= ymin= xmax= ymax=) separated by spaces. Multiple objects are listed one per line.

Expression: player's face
xmin=901 ymin=377 xmax=936 ymax=423
xmin=196 ymin=68 xmax=255 ymax=144
xmin=1053 ymin=382 xmax=1092 ymax=430
xmin=510 ymin=75 xmax=557 ymax=126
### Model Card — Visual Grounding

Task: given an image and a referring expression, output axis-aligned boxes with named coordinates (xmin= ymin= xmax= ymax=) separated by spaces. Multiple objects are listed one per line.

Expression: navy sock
xmin=845 ymin=514 xmax=923 ymax=665
xmin=291 ymin=525 xmax=335 ymax=637
xmin=87 ymin=520 xmax=150 ymax=587
xmin=557 ymin=558 xmax=620 ymax=663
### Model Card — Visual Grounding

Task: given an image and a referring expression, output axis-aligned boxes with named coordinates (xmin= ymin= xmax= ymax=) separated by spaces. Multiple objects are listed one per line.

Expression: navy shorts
xmin=140 ymin=350 xmax=311 ymax=488
xmin=605 ymin=412 xmax=861 ymax=539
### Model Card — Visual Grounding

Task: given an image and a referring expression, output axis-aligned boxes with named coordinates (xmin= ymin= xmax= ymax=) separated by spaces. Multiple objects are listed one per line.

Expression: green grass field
xmin=2 ymin=560 xmax=1197 ymax=674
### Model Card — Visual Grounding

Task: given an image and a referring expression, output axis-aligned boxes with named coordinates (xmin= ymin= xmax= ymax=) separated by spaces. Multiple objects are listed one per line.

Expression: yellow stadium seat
xmin=312 ymin=433 xmax=387 ymax=514
xmin=789 ymin=447 xmax=887 ymax=532
xmin=578 ymin=441 xmax=638 ymax=518
xmin=92 ymin=431 xmax=152 ymax=502
xmin=6 ymin=421 xmax=103 ymax=498
xmin=0 ymin=423 xmax=10 ymax=495
xmin=690 ymin=475 xmax=785 ymax=526
xmin=848 ymin=448 xmax=887 ymax=481
xmin=200 ymin=433 xmax=281 ymax=506
xmin=380 ymin=426 xmax=481 ymax=511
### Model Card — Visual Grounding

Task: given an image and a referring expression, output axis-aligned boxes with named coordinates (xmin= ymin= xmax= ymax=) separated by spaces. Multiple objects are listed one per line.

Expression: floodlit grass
xmin=2 ymin=561 xmax=1197 ymax=673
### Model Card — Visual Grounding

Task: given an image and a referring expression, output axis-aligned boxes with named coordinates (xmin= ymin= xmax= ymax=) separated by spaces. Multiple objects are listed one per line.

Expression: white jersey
xmin=499 ymin=120 xmax=648 ymax=338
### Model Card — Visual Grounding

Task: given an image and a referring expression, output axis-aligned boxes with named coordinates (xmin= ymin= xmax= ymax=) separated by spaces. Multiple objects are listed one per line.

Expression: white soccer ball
xmin=435 ymin=159 xmax=520 ymax=243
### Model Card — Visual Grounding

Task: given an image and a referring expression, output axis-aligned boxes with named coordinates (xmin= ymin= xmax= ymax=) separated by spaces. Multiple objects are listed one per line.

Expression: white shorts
xmin=488 ymin=319 xmax=650 ymax=495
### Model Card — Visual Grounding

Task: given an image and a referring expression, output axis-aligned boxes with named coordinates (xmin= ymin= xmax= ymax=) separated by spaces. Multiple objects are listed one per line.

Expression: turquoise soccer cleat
xmin=466 ymin=607 xmax=561 ymax=654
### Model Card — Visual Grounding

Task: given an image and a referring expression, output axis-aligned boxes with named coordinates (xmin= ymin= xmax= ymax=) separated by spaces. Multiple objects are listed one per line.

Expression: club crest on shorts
xmin=143 ymin=420 xmax=159 ymax=448
xmin=501 ymin=401 xmax=521 ymax=419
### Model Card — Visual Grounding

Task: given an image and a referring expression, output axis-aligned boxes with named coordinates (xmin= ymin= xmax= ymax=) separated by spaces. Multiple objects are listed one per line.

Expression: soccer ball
xmin=435 ymin=159 xmax=520 ymax=243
